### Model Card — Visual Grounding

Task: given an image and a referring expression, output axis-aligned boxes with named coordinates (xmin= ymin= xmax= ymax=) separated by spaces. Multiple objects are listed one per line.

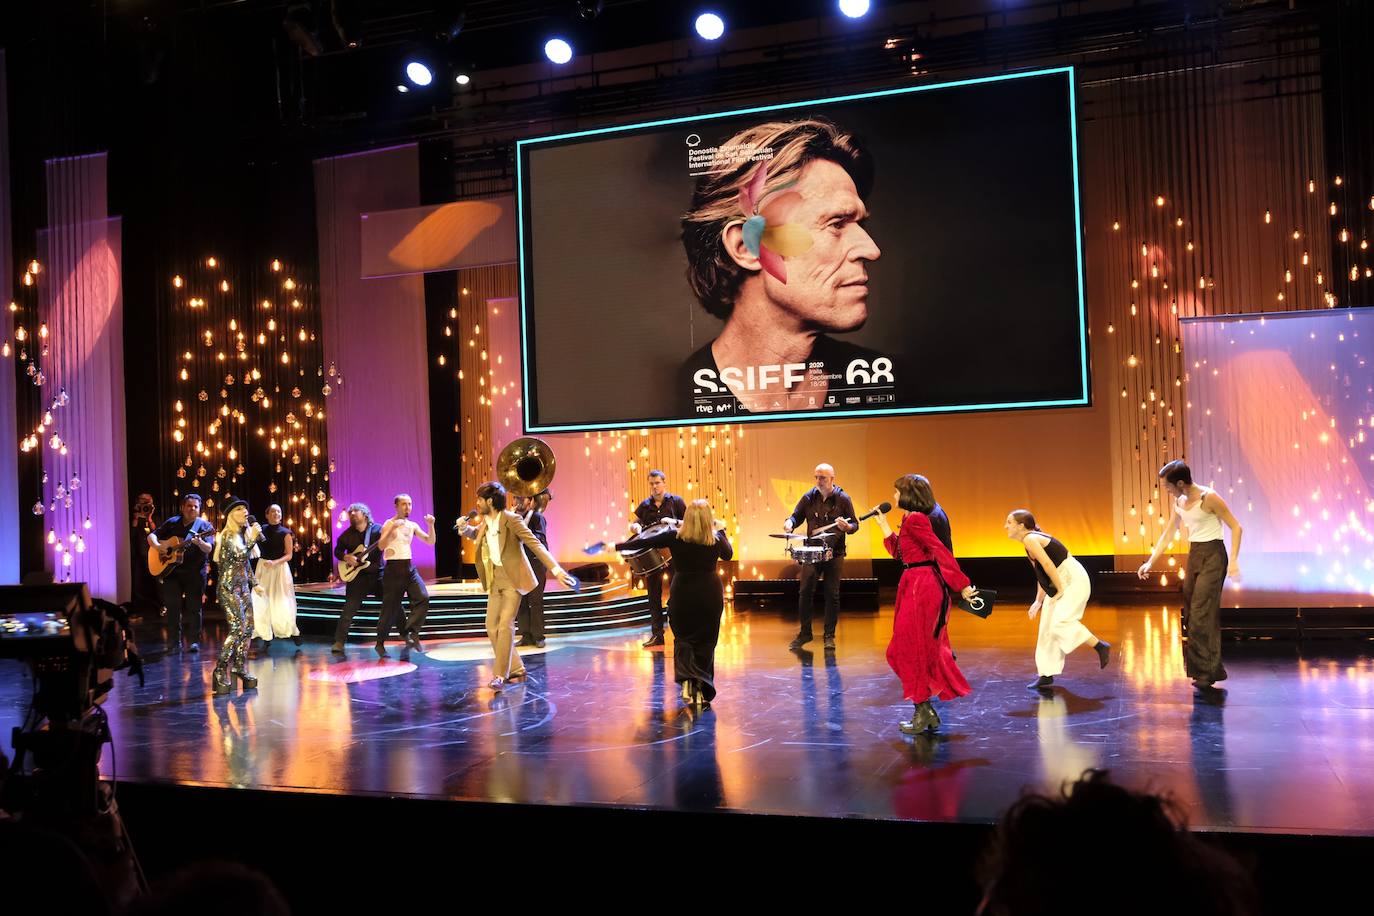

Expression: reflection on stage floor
xmin=3 ymin=602 xmax=1372 ymax=835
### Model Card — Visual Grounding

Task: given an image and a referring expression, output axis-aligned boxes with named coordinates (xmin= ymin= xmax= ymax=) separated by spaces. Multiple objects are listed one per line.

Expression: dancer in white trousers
xmin=252 ymin=504 xmax=301 ymax=649
xmin=1005 ymin=510 xmax=1110 ymax=689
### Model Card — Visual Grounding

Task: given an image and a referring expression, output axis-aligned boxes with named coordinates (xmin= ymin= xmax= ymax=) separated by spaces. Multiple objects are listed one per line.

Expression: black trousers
xmin=517 ymin=562 xmax=547 ymax=641
xmin=159 ymin=567 xmax=207 ymax=643
xmin=645 ymin=564 xmax=675 ymax=637
xmin=333 ymin=571 xmax=381 ymax=646
xmin=798 ymin=556 xmax=844 ymax=638
xmin=379 ymin=561 xmax=430 ymax=643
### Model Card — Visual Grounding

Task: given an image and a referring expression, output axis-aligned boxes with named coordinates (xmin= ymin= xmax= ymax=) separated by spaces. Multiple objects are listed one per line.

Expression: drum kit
xmin=769 ymin=519 xmax=844 ymax=565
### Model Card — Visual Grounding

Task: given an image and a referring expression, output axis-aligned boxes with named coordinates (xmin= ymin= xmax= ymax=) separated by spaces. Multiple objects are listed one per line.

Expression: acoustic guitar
xmin=148 ymin=529 xmax=216 ymax=580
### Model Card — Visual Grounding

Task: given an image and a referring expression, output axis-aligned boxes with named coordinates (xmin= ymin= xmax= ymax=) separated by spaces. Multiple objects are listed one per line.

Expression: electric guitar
xmin=337 ymin=538 xmax=384 ymax=583
xmin=148 ymin=528 xmax=216 ymax=580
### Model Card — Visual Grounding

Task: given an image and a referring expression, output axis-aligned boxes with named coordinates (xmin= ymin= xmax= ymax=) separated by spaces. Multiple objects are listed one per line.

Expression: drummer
xmin=783 ymin=463 xmax=857 ymax=652
xmin=629 ymin=469 xmax=688 ymax=649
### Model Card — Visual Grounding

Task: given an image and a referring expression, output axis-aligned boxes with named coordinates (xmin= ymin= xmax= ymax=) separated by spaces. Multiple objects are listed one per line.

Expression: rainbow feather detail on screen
xmin=735 ymin=161 xmax=812 ymax=283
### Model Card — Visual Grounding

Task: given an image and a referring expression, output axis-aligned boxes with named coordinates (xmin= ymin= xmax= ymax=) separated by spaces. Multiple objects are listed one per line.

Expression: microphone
xmin=855 ymin=502 xmax=894 ymax=523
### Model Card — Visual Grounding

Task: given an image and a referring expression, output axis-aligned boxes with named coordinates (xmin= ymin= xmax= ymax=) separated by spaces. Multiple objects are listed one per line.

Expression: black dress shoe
xmin=375 ymin=643 xmax=390 ymax=659
xmin=788 ymin=634 xmax=812 ymax=651
xmin=1094 ymin=640 xmax=1112 ymax=669
xmin=642 ymin=634 xmax=665 ymax=648
xmin=292 ymin=634 xmax=303 ymax=647
xmin=1028 ymin=675 xmax=1054 ymax=689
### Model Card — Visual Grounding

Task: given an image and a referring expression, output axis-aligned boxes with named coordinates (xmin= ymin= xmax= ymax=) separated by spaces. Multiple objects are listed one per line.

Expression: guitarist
xmin=147 ymin=492 xmax=215 ymax=653
xmin=330 ymin=503 xmax=384 ymax=656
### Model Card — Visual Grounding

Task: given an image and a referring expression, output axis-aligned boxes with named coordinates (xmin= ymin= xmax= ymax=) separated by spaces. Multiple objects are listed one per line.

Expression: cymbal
xmin=769 ymin=532 xmax=809 ymax=540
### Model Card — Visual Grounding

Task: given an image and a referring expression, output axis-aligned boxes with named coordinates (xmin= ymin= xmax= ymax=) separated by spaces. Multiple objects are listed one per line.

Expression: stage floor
xmin=4 ymin=602 xmax=1373 ymax=835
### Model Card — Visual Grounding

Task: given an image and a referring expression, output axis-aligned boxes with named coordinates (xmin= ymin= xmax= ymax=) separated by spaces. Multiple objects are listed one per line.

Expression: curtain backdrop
xmin=315 ymin=145 xmax=436 ymax=574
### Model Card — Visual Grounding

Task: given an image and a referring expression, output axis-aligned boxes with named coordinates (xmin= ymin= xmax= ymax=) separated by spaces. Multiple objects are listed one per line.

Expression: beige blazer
xmin=467 ymin=511 xmax=559 ymax=596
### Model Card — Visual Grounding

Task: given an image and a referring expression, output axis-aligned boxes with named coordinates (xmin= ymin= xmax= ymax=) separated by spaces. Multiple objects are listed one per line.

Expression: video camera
xmin=0 ymin=584 xmax=143 ymax=722
xmin=1 ymin=584 xmax=143 ymax=819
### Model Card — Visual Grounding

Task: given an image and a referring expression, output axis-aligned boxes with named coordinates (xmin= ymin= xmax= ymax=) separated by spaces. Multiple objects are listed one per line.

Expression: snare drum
xmin=788 ymin=544 xmax=833 ymax=565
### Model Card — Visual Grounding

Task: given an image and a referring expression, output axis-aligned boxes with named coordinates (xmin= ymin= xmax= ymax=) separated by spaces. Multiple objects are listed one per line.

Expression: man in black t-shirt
xmin=629 ymin=469 xmax=687 ymax=648
xmin=148 ymin=493 xmax=215 ymax=652
xmin=783 ymin=464 xmax=857 ymax=651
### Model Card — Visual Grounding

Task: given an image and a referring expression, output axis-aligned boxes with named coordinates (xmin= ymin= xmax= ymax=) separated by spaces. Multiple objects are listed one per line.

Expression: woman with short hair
xmin=876 ymin=475 xmax=977 ymax=735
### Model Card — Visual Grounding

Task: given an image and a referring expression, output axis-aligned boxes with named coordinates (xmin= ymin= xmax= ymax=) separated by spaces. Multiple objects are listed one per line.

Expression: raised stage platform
xmin=4 ymin=600 xmax=1373 ymax=912
xmin=294 ymin=576 xmax=651 ymax=639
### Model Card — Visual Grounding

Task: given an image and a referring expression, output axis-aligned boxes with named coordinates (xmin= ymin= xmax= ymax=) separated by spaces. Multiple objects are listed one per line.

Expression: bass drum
xmin=619 ymin=520 xmax=677 ymax=577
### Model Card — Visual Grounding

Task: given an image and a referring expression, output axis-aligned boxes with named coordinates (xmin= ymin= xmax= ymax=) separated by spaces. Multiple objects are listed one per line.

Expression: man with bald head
xmin=783 ymin=463 xmax=857 ymax=650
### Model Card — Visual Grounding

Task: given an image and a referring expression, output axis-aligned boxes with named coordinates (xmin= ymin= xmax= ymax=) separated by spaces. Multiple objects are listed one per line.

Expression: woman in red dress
xmin=876 ymin=474 xmax=977 ymax=735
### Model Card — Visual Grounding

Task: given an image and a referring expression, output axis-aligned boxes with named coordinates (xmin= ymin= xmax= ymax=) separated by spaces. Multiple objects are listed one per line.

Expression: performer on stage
xmin=783 ymin=463 xmax=856 ymax=650
xmin=130 ymin=492 xmax=161 ymax=619
xmin=876 ymin=475 xmax=977 ymax=735
xmin=330 ymin=503 xmax=383 ymax=656
xmin=251 ymin=504 xmax=300 ymax=650
xmin=211 ymin=498 xmax=262 ymax=696
xmin=513 ymin=491 xmax=550 ymax=648
xmin=1137 ymin=460 xmax=1244 ymax=691
xmin=148 ymin=493 xmax=214 ymax=653
xmin=616 ymin=499 xmax=733 ymax=707
xmin=1005 ymin=509 xmax=1111 ymax=689
xmin=460 ymin=482 xmax=576 ymax=691
xmin=376 ymin=494 xmax=437 ymax=658
xmin=630 ymin=469 xmax=687 ymax=648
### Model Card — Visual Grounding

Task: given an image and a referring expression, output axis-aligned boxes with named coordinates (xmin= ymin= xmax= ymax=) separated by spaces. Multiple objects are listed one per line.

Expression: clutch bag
xmin=957 ymin=587 xmax=997 ymax=619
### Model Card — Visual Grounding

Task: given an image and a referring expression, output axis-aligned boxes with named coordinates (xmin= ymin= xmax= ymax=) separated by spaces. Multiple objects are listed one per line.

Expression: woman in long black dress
xmin=616 ymin=499 xmax=733 ymax=707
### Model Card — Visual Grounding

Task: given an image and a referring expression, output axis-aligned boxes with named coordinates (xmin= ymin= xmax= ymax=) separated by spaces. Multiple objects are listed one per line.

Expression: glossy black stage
xmin=4 ymin=600 xmax=1371 ymax=837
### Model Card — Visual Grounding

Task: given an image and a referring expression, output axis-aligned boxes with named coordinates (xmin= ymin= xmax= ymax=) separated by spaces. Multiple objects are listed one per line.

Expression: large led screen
xmin=517 ymin=66 xmax=1088 ymax=431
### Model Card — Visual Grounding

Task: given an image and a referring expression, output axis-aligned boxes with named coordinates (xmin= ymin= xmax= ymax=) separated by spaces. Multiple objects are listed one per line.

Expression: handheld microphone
xmin=855 ymin=502 xmax=894 ymax=523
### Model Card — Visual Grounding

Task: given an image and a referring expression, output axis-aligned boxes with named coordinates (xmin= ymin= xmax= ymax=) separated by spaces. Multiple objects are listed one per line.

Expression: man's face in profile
xmin=755 ymin=158 xmax=880 ymax=333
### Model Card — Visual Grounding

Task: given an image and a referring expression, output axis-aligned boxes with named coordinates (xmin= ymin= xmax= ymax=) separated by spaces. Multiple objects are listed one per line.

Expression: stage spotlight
xmin=838 ymin=0 xmax=872 ymax=19
xmin=396 ymin=85 xmax=410 ymax=93
xmin=545 ymin=38 xmax=573 ymax=64
xmin=455 ymin=73 xmax=472 ymax=87
xmin=575 ymin=0 xmax=605 ymax=21
xmin=695 ymin=12 xmax=725 ymax=41
xmin=405 ymin=61 xmax=434 ymax=86
xmin=438 ymin=2 xmax=467 ymax=43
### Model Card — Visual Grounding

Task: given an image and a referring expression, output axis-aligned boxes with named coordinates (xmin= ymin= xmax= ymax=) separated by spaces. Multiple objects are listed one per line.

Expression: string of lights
xmin=160 ymin=256 xmax=335 ymax=580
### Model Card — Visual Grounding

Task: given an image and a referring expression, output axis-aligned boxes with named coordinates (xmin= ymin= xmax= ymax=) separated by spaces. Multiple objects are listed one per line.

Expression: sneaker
xmin=823 ymin=635 xmax=836 ymax=650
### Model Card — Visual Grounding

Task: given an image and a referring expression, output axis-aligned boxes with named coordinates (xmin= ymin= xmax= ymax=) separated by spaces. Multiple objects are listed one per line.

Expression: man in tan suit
xmin=461 ymin=480 xmax=576 ymax=691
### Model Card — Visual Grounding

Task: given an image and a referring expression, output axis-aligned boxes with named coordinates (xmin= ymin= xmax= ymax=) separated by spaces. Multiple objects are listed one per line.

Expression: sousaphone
xmin=496 ymin=436 xmax=556 ymax=497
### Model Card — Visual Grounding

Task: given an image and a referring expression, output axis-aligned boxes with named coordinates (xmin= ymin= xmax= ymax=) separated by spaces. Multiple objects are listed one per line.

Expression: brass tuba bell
xmin=496 ymin=437 xmax=556 ymax=498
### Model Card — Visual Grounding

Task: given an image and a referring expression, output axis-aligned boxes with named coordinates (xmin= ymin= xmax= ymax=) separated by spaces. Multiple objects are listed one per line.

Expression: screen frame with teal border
xmin=516 ymin=65 xmax=1090 ymax=433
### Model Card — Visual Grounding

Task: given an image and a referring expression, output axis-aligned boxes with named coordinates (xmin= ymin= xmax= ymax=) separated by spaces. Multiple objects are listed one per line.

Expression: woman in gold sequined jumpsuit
xmin=212 ymin=499 xmax=263 ymax=695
